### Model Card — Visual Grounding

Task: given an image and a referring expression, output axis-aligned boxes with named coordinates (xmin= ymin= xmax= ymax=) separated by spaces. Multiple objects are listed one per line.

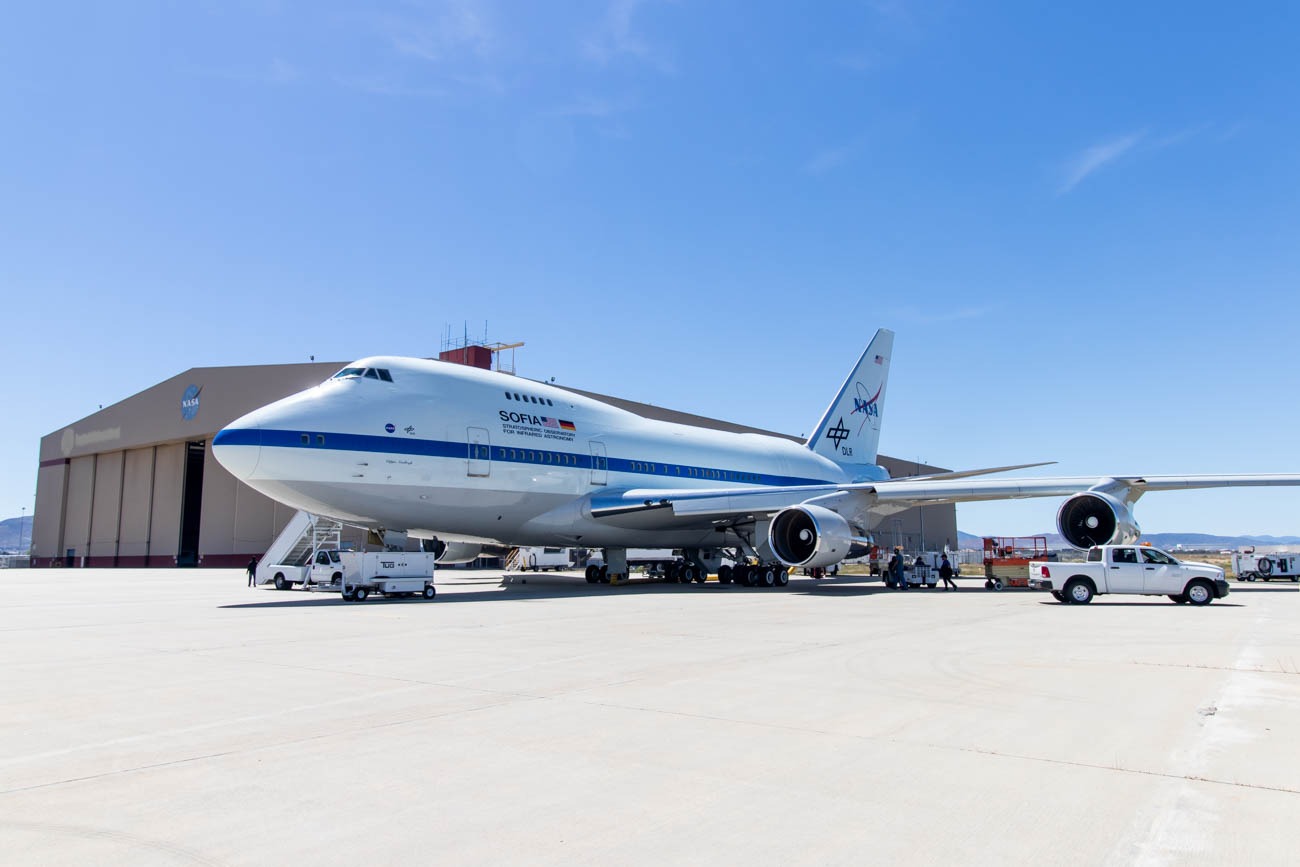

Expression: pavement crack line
xmin=0 ymin=694 xmax=542 ymax=798
xmin=554 ymin=695 xmax=1300 ymax=797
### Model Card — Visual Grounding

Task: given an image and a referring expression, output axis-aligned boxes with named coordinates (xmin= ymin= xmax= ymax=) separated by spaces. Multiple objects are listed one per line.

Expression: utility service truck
xmin=1232 ymin=550 xmax=1299 ymax=582
xmin=1028 ymin=544 xmax=1229 ymax=605
xmin=308 ymin=549 xmax=438 ymax=602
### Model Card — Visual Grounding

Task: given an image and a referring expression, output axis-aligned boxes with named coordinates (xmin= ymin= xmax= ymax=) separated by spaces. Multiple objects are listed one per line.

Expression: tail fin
xmin=806 ymin=329 xmax=894 ymax=466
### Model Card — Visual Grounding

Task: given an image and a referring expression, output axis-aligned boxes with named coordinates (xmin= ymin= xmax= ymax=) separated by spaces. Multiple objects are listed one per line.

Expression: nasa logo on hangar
xmin=181 ymin=385 xmax=202 ymax=421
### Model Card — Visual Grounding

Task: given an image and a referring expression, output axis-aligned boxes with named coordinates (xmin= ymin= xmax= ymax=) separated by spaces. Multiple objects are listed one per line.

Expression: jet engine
xmin=768 ymin=505 xmax=855 ymax=568
xmin=427 ymin=539 xmax=483 ymax=564
xmin=1056 ymin=492 xmax=1141 ymax=549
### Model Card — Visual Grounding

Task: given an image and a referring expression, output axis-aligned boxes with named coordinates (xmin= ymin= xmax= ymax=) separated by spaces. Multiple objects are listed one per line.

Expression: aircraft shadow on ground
xmin=217 ymin=578 xmax=909 ymax=608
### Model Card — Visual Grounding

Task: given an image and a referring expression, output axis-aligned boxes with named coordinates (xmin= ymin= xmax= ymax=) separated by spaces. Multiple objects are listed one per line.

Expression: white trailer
xmin=1232 ymin=551 xmax=1299 ymax=582
xmin=513 ymin=547 xmax=572 ymax=572
xmin=308 ymin=550 xmax=438 ymax=601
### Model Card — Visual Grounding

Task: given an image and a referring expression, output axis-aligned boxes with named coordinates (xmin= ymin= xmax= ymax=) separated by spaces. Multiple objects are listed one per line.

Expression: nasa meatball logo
xmin=181 ymin=385 xmax=202 ymax=421
xmin=385 ymin=423 xmax=396 ymax=433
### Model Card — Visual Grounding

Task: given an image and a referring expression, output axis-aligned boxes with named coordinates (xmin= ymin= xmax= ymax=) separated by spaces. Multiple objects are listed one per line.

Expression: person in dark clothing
xmin=246 ymin=557 xmax=258 ymax=587
xmin=938 ymin=554 xmax=957 ymax=591
xmin=890 ymin=549 xmax=907 ymax=590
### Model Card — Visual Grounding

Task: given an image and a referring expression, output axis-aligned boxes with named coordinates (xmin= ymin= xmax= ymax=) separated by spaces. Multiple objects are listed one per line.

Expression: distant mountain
xmin=0 ymin=516 xmax=32 ymax=553
xmin=958 ymin=529 xmax=1300 ymax=550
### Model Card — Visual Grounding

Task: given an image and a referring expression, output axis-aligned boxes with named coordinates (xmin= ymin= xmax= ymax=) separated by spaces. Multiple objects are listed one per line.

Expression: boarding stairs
xmin=504 ymin=547 xmax=525 ymax=572
xmin=256 ymin=511 xmax=344 ymax=585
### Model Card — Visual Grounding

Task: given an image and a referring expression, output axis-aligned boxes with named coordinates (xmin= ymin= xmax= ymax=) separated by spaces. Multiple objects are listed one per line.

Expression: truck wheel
xmin=354 ymin=587 xmax=369 ymax=601
xmin=273 ymin=573 xmax=288 ymax=591
xmin=341 ymin=589 xmax=355 ymax=601
xmin=1064 ymin=579 xmax=1094 ymax=604
xmin=991 ymin=578 xmax=1003 ymax=591
xmin=1050 ymin=590 xmax=1064 ymax=602
xmin=423 ymin=585 xmax=436 ymax=599
xmin=1184 ymin=580 xmax=1214 ymax=606
xmin=1168 ymin=594 xmax=1188 ymax=604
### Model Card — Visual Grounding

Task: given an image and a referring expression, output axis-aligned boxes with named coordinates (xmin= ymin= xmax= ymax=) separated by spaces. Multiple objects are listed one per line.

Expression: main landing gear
xmin=718 ymin=563 xmax=789 ymax=588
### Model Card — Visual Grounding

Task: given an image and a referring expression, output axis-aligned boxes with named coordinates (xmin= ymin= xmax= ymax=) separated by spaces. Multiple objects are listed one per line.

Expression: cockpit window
xmin=332 ymin=367 xmax=394 ymax=382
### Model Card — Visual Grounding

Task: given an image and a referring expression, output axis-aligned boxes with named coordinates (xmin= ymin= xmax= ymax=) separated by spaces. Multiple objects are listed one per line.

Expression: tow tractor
xmin=307 ymin=549 xmax=438 ymax=601
xmin=982 ymin=536 xmax=1049 ymax=590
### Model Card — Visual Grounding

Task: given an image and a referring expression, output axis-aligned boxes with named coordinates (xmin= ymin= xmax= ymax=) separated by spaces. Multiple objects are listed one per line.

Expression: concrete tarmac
xmin=1 ymin=569 xmax=1296 ymax=866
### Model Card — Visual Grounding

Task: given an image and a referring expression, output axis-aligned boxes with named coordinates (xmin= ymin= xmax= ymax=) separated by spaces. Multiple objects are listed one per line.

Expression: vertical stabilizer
xmin=806 ymin=329 xmax=894 ymax=466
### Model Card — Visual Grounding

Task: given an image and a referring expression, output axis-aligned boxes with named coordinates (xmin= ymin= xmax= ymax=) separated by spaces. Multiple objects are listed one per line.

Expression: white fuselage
xmin=213 ymin=356 xmax=883 ymax=549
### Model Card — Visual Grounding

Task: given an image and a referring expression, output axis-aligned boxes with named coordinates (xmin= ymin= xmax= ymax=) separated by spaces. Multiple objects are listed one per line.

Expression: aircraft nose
xmin=213 ymin=416 xmax=263 ymax=481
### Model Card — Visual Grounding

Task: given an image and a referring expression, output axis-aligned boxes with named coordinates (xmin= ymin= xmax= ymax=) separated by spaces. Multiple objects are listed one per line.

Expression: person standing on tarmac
xmin=246 ymin=557 xmax=258 ymax=588
xmin=939 ymin=554 xmax=957 ymax=591
xmin=891 ymin=548 xmax=907 ymax=590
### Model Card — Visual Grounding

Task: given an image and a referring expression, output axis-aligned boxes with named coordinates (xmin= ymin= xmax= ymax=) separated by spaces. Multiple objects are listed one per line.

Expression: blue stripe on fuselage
xmin=213 ymin=427 xmax=831 ymax=488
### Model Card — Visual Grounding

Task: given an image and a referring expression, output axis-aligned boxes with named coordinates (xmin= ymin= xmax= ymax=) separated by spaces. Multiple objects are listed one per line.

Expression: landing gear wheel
xmin=274 ymin=573 xmax=288 ymax=591
xmin=585 ymin=565 xmax=598 ymax=584
xmin=423 ymin=585 xmax=436 ymax=599
xmin=774 ymin=568 xmax=789 ymax=587
xmin=718 ymin=565 xmax=733 ymax=584
xmin=759 ymin=567 xmax=776 ymax=588
xmin=694 ymin=567 xmax=707 ymax=584
xmin=598 ymin=565 xmax=609 ymax=584
xmin=1185 ymin=580 xmax=1214 ymax=606
xmin=1064 ymin=579 xmax=1093 ymax=604
xmin=353 ymin=587 xmax=369 ymax=601
xmin=1168 ymin=594 xmax=1188 ymax=604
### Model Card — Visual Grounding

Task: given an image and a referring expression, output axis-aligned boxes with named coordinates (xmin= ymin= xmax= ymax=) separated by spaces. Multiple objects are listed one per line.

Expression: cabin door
xmin=589 ymin=441 xmax=608 ymax=486
xmin=467 ymin=427 xmax=490 ymax=477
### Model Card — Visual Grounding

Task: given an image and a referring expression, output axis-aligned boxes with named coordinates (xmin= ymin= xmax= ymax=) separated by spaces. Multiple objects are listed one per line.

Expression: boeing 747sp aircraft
xmin=213 ymin=330 xmax=1300 ymax=584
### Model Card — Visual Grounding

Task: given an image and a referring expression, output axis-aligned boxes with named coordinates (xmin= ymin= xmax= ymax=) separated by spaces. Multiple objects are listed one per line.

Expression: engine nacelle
xmin=427 ymin=539 xmax=483 ymax=564
xmin=1056 ymin=491 xmax=1141 ymax=549
xmin=768 ymin=505 xmax=855 ymax=568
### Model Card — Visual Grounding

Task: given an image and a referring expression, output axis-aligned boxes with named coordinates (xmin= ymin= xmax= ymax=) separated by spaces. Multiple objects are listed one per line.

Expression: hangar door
xmin=176 ymin=441 xmax=206 ymax=566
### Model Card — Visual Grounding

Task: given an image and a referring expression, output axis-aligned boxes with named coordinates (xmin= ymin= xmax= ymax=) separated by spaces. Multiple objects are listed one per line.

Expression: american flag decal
xmin=541 ymin=417 xmax=559 ymax=429
xmin=874 ymin=355 xmax=884 ymax=365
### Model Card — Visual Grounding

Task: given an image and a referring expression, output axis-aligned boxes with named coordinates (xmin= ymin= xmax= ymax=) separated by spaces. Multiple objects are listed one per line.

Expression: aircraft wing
xmin=588 ymin=473 xmax=1300 ymax=531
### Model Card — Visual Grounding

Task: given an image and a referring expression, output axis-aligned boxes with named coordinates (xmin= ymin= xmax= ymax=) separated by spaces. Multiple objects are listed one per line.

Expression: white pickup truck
xmin=309 ymin=549 xmax=437 ymax=602
xmin=1028 ymin=544 xmax=1229 ymax=605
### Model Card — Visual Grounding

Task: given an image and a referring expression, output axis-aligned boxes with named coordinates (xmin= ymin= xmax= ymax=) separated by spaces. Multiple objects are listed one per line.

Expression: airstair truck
xmin=308 ymin=550 xmax=438 ymax=602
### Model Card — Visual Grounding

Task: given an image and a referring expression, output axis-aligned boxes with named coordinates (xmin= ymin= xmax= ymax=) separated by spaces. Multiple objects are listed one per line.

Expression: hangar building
xmin=31 ymin=351 xmax=957 ymax=568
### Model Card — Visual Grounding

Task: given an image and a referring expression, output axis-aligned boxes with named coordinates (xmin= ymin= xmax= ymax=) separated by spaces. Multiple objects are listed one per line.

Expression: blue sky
xmin=2 ymin=1 xmax=1298 ymax=537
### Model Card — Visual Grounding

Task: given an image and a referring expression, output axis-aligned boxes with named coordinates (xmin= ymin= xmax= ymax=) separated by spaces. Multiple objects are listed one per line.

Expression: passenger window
xmin=546 ymin=399 xmax=553 ymax=406
xmin=505 ymin=392 xmax=512 ymax=399
xmin=317 ymin=435 xmax=325 ymax=445
xmin=300 ymin=434 xmax=309 ymax=444
xmin=514 ymin=393 xmax=521 ymax=401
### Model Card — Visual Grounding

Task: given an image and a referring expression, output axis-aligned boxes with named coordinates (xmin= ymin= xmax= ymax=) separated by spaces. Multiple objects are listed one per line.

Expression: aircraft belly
xmin=243 ymin=446 xmax=586 ymax=541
